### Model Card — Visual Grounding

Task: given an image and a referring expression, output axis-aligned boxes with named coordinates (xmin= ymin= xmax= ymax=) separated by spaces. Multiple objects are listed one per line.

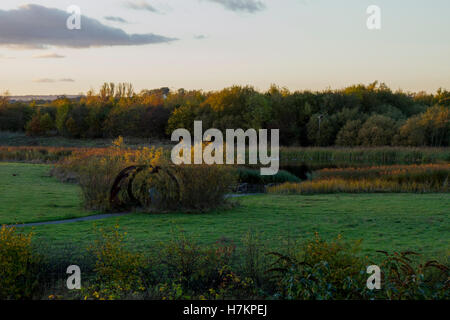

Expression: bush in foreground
xmin=0 ymin=226 xmax=41 ymax=300
xmin=3 ymin=226 xmax=448 ymax=300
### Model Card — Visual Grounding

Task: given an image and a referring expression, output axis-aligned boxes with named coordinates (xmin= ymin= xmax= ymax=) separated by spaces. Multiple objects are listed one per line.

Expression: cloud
xmin=0 ymin=4 xmax=176 ymax=49
xmin=33 ymin=78 xmax=56 ymax=83
xmin=33 ymin=53 xmax=66 ymax=59
xmin=125 ymin=1 xmax=159 ymax=13
xmin=104 ymin=16 xmax=129 ymax=23
xmin=205 ymin=0 xmax=266 ymax=13
xmin=33 ymin=78 xmax=75 ymax=83
xmin=0 ymin=54 xmax=15 ymax=59
xmin=194 ymin=35 xmax=208 ymax=40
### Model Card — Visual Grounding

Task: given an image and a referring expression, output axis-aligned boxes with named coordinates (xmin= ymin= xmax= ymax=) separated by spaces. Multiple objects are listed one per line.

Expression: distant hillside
xmin=9 ymin=95 xmax=83 ymax=102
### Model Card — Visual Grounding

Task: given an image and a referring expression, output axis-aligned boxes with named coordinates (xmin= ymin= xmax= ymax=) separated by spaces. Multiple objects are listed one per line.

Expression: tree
xmin=166 ymin=104 xmax=214 ymax=135
xmin=25 ymin=111 xmax=54 ymax=136
xmin=358 ymin=115 xmax=397 ymax=146
xmin=0 ymin=102 xmax=33 ymax=132
xmin=306 ymin=113 xmax=336 ymax=146
xmin=395 ymin=115 xmax=427 ymax=146
xmin=0 ymin=91 xmax=10 ymax=107
xmin=202 ymin=86 xmax=258 ymax=130
xmin=138 ymin=106 xmax=171 ymax=139
xmin=335 ymin=120 xmax=363 ymax=146
xmin=420 ymin=105 xmax=449 ymax=146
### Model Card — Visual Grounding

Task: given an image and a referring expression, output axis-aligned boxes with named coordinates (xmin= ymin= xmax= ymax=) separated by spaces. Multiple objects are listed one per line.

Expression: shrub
xmin=236 ymin=167 xmax=301 ymax=185
xmin=0 ymin=226 xmax=41 ymax=300
xmin=267 ymin=234 xmax=370 ymax=300
xmin=240 ymin=231 xmax=270 ymax=288
xmin=134 ymin=164 xmax=237 ymax=212
xmin=157 ymin=232 xmax=256 ymax=300
xmin=54 ymin=139 xmax=163 ymax=211
xmin=53 ymin=138 xmax=235 ymax=212
xmin=82 ymin=225 xmax=146 ymax=300
xmin=377 ymin=251 xmax=449 ymax=300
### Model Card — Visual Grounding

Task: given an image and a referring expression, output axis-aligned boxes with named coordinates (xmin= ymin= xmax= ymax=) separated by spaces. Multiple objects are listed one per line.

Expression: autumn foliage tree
xmin=1 ymin=82 xmax=449 ymax=147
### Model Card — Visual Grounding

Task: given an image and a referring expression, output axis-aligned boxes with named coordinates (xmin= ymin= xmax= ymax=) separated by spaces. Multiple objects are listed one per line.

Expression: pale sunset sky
xmin=0 ymin=0 xmax=449 ymax=95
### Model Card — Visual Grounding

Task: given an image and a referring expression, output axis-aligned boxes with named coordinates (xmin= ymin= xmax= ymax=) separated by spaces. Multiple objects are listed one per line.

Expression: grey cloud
xmin=0 ymin=4 xmax=176 ymax=49
xmin=205 ymin=0 xmax=266 ymax=13
xmin=194 ymin=35 xmax=208 ymax=40
xmin=125 ymin=1 xmax=159 ymax=13
xmin=33 ymin=53 xmax=66 ymax=59
xmin=33 ymin=78 xmax=56 ymax=83
xmin=104 ymin=16 xmax=129 ymax=23
xmin=33 ymin=78 xmax=75 ymax=83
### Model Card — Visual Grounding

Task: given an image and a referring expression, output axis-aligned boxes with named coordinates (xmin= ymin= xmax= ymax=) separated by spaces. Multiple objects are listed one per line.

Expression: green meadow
xmin=1 ymin=162 xmax=448 ymax=260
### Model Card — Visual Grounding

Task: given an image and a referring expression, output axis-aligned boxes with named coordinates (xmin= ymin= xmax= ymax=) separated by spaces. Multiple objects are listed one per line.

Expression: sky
xmin=0 ymin=0 xmax=449 ymax=95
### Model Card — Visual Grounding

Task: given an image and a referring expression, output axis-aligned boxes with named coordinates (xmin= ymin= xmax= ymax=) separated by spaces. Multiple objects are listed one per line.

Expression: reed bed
xmin=279 ymin=147 xmax=450 ymax=168
xmin=268 ymin=179 xmax=449 ymax=195
xmin=268 ymin=164 xmax=450 ymax=194
xmin=0 ymin=146 xmax=92 ymax=163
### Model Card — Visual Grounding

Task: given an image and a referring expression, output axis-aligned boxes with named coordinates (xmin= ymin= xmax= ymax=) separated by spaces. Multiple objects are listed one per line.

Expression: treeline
xmin=1 ymin=81 xmax=449 ymax=146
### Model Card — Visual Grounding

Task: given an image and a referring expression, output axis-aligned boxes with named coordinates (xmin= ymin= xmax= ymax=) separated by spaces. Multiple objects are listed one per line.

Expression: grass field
xmin=26 ymin=193 xmax=449 ymax=259
xmin=2 ymin=163 xmax=448 ymax=260
xmin=0 ymin=162 xmax=95 ymax=224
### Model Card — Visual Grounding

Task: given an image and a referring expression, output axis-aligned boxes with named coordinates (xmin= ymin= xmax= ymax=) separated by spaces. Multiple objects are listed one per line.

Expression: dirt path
xmin=11 ymin=194 xmax=258 ymax=227
xmin=10 ymin=213 xmax=130 ymax=228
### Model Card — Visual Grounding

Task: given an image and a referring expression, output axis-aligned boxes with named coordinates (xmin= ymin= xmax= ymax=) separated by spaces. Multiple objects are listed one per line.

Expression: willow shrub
xmin=53 ymin=137 xmax=236 ymax=212
xmin=53 ymin=138 xmax=163 ymax=211
xmin=133 ymin=164 xmax=237 ymax=212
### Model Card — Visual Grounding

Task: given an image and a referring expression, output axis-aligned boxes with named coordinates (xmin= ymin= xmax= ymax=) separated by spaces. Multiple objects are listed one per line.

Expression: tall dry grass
xmin=268 ymin=164 xmax=449 ymax=194
xmin=0 ymin=146 xmax=82 ymax=163
xmin=279 ymin=147 xmax=450 ymax=168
